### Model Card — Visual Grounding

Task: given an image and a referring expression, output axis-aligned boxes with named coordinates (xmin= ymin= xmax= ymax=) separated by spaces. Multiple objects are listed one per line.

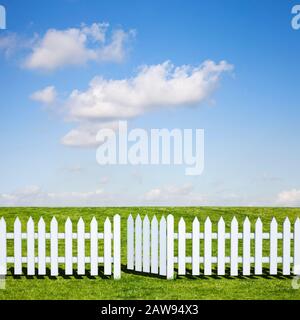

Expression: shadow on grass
xmin=7 ymin=266 xmax=111 ymax=280
xmin=177 ymin=266 xmax=294 ymax=280
xmin=121 ymin=264 xmax=166 ymax=279
xmin=122 ymin=265 xmax=294 ymax=280
xmin=6 ymin=265 xmax=295 ymax=281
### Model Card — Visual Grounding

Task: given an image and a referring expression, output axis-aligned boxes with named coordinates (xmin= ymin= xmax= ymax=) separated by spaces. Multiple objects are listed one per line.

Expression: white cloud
xmin=144 ymin=183 xmax=194 ymax=201
xmin=62 ymin=59 xmax=233 ymax=147
xmin=16 ymin=185 xmax=41 ymax=195
xmin=30 ymin=86 xmax=57 ymax=104
xmin=61 ymin=126 xmax=99 ymax=148
xmin=0 ymin=184 xmax=281 ymax=207
xmin=0 ymin=184 xmax=199 ymax=206
xmin=0 ymin=33 xmax=18 ymax=57
xmin=0 ymin=32 xmax=37 ymax=58
xmin=142 ymin=183 xmax=209 ymax=205
xmin=0 ymin=186 xmax=130 ymax=207
xmin=0 ymin=186 xmax=105 ymax=206
xmin=277 ymin=189 xmax=300 ymax=206
xmin=24 ymin=23 xmax=134 ymax=70
xmin=142 ymin=184 xmax=280 ymax=206
xmin=61 ymin=120 xmax=118 ymax=148
xmin=67 ymin=60 xmax=233 ymax=121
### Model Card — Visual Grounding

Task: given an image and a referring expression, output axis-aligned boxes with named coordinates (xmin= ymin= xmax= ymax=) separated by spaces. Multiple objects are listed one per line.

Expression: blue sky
xmin=0 ymin=0 xmax=300 ymax=206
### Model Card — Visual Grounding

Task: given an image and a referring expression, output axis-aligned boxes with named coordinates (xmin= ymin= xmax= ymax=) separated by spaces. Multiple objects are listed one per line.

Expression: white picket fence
xmin=0 ymin=215 xmax=121 ymax=279
xmin=1 ymin=214 xmax=300 ymax=280
xmin=127 ymin=215 xmax=300 ymax=279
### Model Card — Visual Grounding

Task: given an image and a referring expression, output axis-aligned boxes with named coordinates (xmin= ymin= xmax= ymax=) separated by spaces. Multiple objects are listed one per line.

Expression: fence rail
xmin=0 ymin=215 xmax=121 ymax=279
xmin=127 ymin=215 xmax=300 ymax=279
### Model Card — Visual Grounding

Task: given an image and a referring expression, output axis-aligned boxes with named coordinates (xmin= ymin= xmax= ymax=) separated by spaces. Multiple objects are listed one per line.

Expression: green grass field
xmin=0 ymin=207 xmax=300 ymax=300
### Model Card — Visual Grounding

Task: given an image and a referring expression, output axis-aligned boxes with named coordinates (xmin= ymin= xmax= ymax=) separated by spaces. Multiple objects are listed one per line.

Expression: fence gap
xmin=127 ymin=215 xmax=134 ymax=270
xmin=255 ymin=218 xmax=263 ymax=275
xmin=143 ymin=216 xmax=150 ymax=273
xmin=113 ymin=214 xmax=121 ymax=279
xmin=135 ymin=215 xmax=142 ymax=272
xmin=243 ymin=217 xmax=251 ymax=275
xmin=0 ymin=218 xmax=7 ymax=276
xmin=65 ymin=218 xmax=73 ymax=275
xmin=178 ymin=218 xmax=186 ymax=275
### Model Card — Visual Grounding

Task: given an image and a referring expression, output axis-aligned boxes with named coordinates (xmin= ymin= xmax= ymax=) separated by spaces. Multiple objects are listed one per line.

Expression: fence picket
xmin=113 ymin=214 xmax=121 ymax=279
xmin=65 ymin=218 xmax=73 ymax=275
xmin=192 ymin=217 xmax=200 ymax=276
xmin=90 ymin=217 xmax=98 ymax=276
xmin=230 ymin=217 xmax=238 ymax=276
xmin=50 ymin=217 xmax=58 ymax=276
xmin=283 ymin=217 xmax=291 ymax=275
xmin=27 ymin=217 xmax=35 ymax=275
xmin=270 ymin=217 xmax=278 ymax=275
xmin=159 ymin=216 xmax=167 ymax=276
xmin=166 ymin=214 xmax=174 ymax=280
xmin=151 ymin=216 xmax=159 ymax=274
xmin=178 ymin=218 xmax=186 ymax=275
xmin=77 ymin=218 xmax=85 ymax=275
xmin=143 ymin=216 xmax=150 ymax=273
xmin=127 ymin=215 xmax=134 ymax=270
xmin=294 ymin=218 xmax=300 ymax=275
xmin=135 ymin=215 xmax=142 ymax=272
xmin=204 ymin=217 xmax=212 ymax=275
xmin=104 ymin=218 xmax=111 ymax=275
xmin=243 ymin=217 xmax=251 ymax=275
xmin=14 ymin=218 xmax=22 ymax=275
xmin=38 ymin=217 xmax=46 ymax=275
xmin=255 ymin=218 xmax=263 ymax=275
xmin=217 ymin=217 xmax=225 ymax=275
xmin=0 ymin=218 xmax=6 ymax=275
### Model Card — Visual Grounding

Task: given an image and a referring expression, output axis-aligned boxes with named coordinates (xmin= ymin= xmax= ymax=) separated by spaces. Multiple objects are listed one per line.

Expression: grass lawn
xmin=0 ymin=207 xmax=300 ymax=300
